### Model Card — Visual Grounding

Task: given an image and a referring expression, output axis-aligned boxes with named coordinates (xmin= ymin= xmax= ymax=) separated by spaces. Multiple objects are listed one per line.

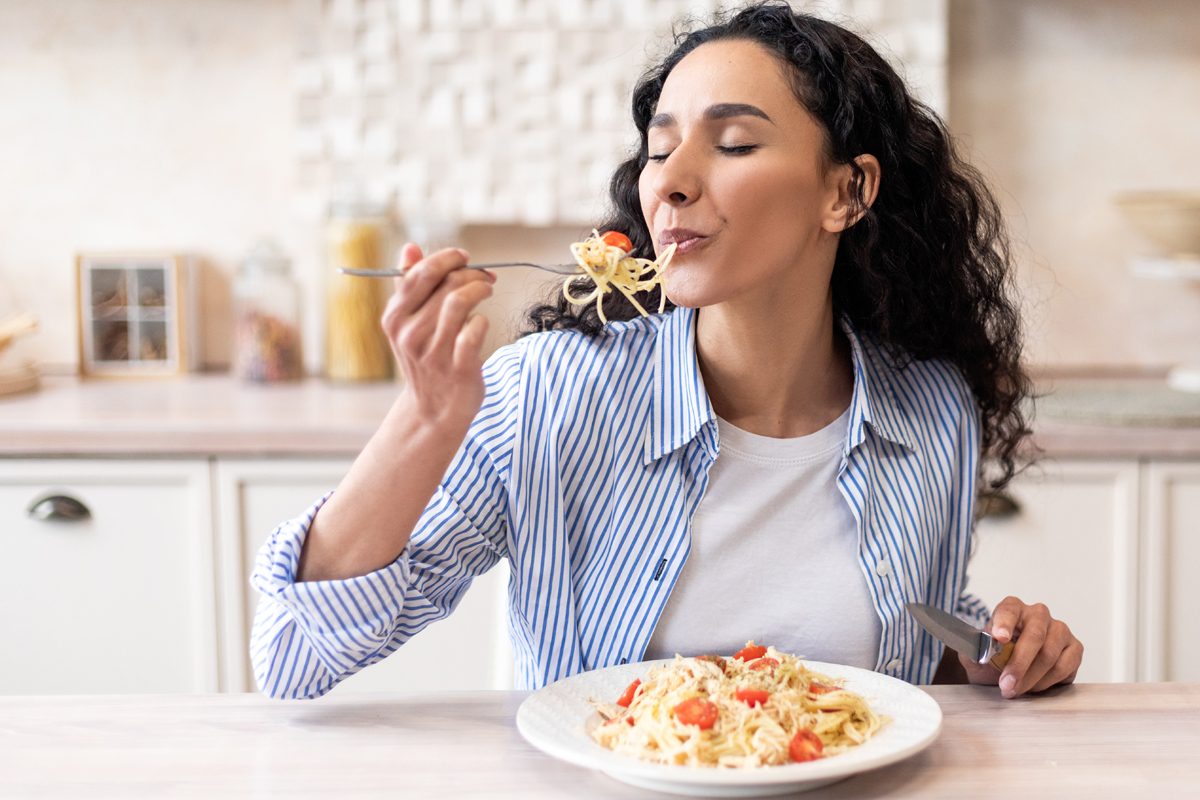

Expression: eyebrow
xmin=647 ymin=102 xmax=774 ymax=130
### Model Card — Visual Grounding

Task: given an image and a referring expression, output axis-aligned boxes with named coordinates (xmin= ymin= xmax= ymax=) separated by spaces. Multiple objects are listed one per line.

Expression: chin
xmin=662 ymin=265 xmax=728 ymax=310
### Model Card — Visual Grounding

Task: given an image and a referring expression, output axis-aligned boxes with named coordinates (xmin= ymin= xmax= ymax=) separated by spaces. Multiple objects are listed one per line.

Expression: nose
xmin=649 ymin=144 xmax=701 ymax=208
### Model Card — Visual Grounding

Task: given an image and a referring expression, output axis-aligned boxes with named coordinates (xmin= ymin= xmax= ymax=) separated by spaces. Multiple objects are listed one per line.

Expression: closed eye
xmin=718 ymin=144 xmax=758 ymax=155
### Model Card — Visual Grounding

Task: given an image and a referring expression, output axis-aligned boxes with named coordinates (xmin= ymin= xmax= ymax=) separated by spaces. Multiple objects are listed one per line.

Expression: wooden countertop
xmin=0 ymin=375 xmax=399 ymax=455
xmin=2 ymin=374 xmax=1200 ymax=457
xmin=0 ymin=683 xmax=1196 ymax=798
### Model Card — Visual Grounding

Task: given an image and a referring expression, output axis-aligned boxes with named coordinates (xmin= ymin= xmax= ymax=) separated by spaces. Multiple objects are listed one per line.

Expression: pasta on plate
xmin=590 ymin=643 xmax=888 ymax=768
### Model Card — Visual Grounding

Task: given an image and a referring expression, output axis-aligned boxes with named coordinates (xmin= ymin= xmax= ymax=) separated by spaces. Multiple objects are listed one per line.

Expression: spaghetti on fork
xmin=562 ymin=230 xmax=676 ymax=324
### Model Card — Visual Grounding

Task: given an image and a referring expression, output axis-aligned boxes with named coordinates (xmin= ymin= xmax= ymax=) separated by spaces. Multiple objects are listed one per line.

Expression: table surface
xmin=2 ymin=683 xmax=1197 ymax=799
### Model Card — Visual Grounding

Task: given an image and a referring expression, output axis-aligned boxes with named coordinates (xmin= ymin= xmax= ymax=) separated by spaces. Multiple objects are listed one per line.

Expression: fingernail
xmin=995 ymin=628 xmax=1010 ymax=641
xmin=1000 ymin=674 xmax=1016 ymax=694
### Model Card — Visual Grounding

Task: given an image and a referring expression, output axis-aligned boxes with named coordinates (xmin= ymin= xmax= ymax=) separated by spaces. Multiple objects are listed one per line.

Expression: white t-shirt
xmin=643 ymin=407 xmax=883 ymax=668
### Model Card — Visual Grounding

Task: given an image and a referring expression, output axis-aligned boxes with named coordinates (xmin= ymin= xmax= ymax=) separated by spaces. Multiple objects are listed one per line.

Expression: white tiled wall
xmin=292 ymin=0 xmax=948 ymax=227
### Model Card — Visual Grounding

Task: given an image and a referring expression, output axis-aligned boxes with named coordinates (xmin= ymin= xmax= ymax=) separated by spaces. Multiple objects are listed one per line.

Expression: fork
xmin=338 ymin=262 xmax=583 ymax=278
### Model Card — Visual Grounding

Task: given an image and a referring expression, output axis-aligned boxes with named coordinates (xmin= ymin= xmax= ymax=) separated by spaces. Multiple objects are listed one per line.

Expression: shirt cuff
xmin=250 ymin=491 xmax=414 ymax=676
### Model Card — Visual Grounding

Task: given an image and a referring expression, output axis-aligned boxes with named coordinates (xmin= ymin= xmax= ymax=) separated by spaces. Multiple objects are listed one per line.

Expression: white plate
xmin=516 ymin=659 xmax=942 ymax=797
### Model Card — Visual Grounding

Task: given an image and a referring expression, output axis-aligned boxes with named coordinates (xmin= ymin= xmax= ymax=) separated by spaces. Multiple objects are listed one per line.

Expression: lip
xmin=658 ymin=228 xmax=709 ymax=255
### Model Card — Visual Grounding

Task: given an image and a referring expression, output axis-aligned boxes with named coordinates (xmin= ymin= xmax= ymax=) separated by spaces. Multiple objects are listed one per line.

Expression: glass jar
xmin=324 ymin=199 xmax=395 ymax=382
xmin=232 ymin=240 xmax=304 ymax=382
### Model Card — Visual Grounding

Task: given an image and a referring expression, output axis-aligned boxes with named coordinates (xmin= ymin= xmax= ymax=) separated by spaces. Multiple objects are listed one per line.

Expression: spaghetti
xmin=590 ymin=643 xmax=887 ymax=768
xmin=326 ymin=219 xmax=393 ymax=381
xmin=563 ymin=231 xmax=676 ymax=324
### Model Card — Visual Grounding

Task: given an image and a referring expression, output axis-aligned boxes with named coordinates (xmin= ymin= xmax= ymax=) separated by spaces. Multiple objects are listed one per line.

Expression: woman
xmin=251 ymin=3 xmax=1082 ymax=700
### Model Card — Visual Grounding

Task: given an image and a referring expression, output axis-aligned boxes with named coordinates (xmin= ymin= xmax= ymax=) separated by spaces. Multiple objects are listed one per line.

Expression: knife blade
xmin=905 ymin=602 xmax=1014 ymax=671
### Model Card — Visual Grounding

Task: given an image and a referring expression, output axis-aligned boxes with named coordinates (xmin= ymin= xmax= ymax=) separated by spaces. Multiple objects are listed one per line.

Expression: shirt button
xmin=875 ymin=560 xmax=891 ymax=577
xmin=886 ymin=658 xmax=902 ymax=671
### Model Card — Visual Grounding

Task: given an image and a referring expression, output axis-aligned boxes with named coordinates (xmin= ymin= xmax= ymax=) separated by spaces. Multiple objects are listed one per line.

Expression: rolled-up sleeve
xmin=249 ymin=345 xmax=524 ymax=699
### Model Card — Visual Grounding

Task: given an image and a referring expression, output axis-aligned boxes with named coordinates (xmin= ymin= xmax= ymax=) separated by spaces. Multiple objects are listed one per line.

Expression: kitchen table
xmin=1 ymin=683 xmax=1197 ymax=798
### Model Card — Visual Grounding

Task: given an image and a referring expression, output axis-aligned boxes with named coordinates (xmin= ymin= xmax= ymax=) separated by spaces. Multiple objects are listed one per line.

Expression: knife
xmin=905 ymin=602 xmax=1015 ymax=671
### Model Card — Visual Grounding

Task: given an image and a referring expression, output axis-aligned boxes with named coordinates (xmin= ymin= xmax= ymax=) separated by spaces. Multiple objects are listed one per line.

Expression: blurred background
xmin=1 ymin=0 xmax=1198 ymax=696
xmin=2 ymin=0 xmax=1198 ymax=374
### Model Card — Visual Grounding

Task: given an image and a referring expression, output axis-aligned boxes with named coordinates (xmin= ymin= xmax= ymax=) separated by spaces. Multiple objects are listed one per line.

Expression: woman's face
xmin=639 ymin=39 xmax=847 ymax=310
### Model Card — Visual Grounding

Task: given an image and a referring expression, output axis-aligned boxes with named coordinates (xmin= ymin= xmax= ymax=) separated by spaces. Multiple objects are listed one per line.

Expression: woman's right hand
xmin=382 ymin=243 xmax=496 ymax=431
xmin=296 ymin=244 xmax=494 ymax=582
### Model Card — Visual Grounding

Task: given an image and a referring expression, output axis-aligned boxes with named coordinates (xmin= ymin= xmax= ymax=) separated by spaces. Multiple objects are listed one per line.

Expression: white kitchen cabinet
xmin=1143 ymin=462 xmax=1200 ymax=682
xmin=214 ymin=459 xmax=513 ymax=694
xmin=0 ymin=459 xmax=217 ymax=694
xmin=1 ymin=448 xmax=1193 ymax=697
xmin=968 ymin=459 xmax=1140 ymax=683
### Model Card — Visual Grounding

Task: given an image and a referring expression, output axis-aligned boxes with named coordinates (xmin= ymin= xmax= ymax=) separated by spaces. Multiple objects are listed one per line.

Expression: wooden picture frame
xmin=76 ymin=253 xmax=198 ymax=378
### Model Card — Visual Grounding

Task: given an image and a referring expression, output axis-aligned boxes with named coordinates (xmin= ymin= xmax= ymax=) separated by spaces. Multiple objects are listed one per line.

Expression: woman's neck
xmin=694 ymin=288 xmax=853 ymax=439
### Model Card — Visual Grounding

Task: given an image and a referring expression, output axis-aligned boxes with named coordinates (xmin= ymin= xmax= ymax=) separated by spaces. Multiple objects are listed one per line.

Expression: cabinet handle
xmin=977 ymin=489 xmax=1021 ymax=521
xmin=27 ymin=494 xmax=92 ymax=522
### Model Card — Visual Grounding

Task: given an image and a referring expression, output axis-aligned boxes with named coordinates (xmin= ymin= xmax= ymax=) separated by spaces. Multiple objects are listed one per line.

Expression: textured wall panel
xmin=295 ymin=0 xmax=946 ymax=226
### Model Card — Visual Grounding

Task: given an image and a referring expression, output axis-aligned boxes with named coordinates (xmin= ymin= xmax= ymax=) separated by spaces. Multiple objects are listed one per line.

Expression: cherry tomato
xmin=733 ymin=644 xmax=768 ymax=662
xmin=600 ymin=230 xmax=633 ymax=252
xmin=809 ymin=682 xmax=836 ymax=695
xmin=747 ymin=657 xmax=779 ymax=673
xmin=626 ymin=716 xmax=635 ymax=726
xmin=789 ymin=728 xmax=824 ymax=762
xmin=694 ymin=654 xmax=727 ymax=672
xmin=616 ymin=679 xmax=641 ymax=708
xmin=674 ymin=697 xmax=719 ymax=729
xmin=735 ymin=687 xmax=771 ymax=707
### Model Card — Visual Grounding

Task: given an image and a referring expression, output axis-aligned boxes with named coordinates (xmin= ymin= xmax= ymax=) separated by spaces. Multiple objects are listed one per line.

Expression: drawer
xmin=0 ymin=459 xmax=216 ymax=694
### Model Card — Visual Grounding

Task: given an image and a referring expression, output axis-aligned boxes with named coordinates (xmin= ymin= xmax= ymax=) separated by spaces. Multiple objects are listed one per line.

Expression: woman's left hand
xmin=959 ymin=596 xmax=1084 ymax=698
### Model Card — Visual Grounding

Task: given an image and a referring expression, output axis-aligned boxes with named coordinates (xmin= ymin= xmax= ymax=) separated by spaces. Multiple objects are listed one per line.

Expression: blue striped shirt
xmin=250 ymin=306 xmax=989 ymax=698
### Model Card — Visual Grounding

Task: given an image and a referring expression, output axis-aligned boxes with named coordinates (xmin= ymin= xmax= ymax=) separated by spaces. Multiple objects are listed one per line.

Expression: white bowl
xmin=1115 ymin=191 xmax=1200 ymax=256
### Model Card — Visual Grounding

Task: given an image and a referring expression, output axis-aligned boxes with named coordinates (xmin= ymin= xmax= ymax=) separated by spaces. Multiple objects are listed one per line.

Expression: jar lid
xmin=240 ymin=239 xmax=292 ymax=275
xmin=329 ymin=198 xmax=392 ymax=219
xmin=328 ymin=180 xmax=391 ymax=219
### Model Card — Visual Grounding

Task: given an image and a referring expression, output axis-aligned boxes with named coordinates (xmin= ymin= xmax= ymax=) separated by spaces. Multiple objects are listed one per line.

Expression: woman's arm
xmin=297 ymin=244 xmax=496 ymax=582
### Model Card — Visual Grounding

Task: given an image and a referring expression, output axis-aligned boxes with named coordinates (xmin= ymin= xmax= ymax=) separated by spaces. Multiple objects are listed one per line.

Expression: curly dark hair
xmin=523 ymin=2 xmax=1031 ymax=490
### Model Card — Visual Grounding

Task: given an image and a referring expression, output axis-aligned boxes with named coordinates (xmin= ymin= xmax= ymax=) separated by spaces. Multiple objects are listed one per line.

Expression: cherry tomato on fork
xmin=600 ymin=231 xmax=633 ymax=252
xmin=616 ymin=679 xmax=641 ymax=708
xmin=733 ymin=644 xmax=768 ymax=662
xmin=789 ymin=729 xmax=824 ymax=762
xmin=674 ymin=698 xmax=719 ymax=729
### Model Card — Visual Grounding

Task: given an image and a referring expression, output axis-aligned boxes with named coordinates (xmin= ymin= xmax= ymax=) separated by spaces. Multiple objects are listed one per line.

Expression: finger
xmin=393 ymin=247 xmax=473 ymax=318
xmin=397 ymin=242 xmax=423 ymax=280
xmin=988 ymin=596 xmax=1024 ymax=643
xmin=1013 ymin=624 xmax=1069 ymax=696
xmin=428 ymin=280 xmax=494 ymax=364
xmin=998 ymin=603 xmax=1050 ymax=698
xmin=453 ymin=313 xmax=490 ymax=373
xmin=397 ymin=269 xmax=494 ymax=359
xmin=382 ymin=243 xmax=424 ymax=339
xmin=1030 ymin=637 xmax=1084 ymax=693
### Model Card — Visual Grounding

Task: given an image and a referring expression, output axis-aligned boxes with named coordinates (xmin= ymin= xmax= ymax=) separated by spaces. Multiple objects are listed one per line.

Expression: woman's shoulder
xmin=494 ymin=312 xmax=667 ymax=377
xmin=854 ymin=330 xmax=978 ymax=427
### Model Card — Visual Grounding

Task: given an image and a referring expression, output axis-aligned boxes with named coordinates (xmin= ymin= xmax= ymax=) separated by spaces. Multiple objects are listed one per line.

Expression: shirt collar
xmin=644 ymin=307 xmax=916 ymax=465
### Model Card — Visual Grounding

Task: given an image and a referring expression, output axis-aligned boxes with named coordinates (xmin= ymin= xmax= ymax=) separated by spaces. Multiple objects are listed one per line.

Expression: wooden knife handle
xmin=989 ymin=640 xmax=1015 ymax=671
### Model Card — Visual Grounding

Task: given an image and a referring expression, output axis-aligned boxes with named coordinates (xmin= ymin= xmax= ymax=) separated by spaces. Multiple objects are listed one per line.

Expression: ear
xmin=822 ymin=154 xmax=882 ymax=233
